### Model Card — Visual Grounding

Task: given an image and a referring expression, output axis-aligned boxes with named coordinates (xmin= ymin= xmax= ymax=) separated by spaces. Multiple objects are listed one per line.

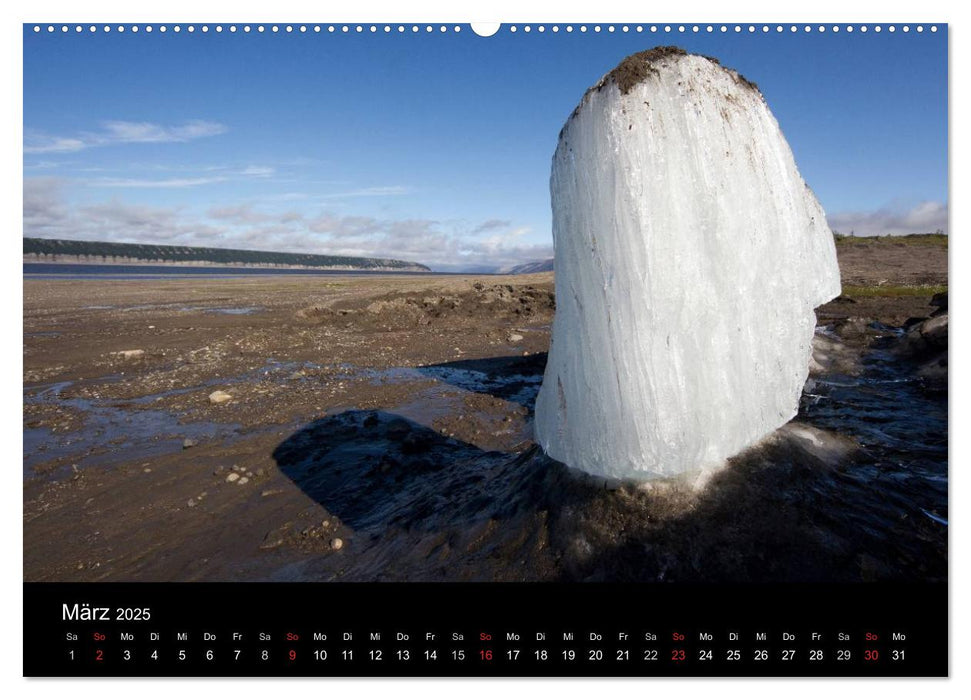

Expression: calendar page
xmin=22 ymin=18 xmax=948 ymax=677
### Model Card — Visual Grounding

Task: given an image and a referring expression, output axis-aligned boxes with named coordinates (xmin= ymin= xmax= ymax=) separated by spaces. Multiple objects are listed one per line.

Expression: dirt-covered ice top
xmin=560 ymin=46 xmax=763 ymax=136
xmin=592 ymin=46 xmax=761 ymax=96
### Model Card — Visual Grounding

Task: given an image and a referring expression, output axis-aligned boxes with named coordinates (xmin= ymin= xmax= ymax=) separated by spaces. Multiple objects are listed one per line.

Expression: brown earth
xmin=23 ymin=236 xmax=947 ymax=582
xmin=24 ymin=274 xmax=555 ymax=581
xmin=816 ymin=236 xmax=947 ymax=327
xmin=833 ymin=235 xmax=947 ymax=287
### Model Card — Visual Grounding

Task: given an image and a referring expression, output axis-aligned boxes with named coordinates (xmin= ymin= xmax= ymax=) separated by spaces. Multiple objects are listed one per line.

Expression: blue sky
xmin=23 ymin=23 xmax=948 ymax=271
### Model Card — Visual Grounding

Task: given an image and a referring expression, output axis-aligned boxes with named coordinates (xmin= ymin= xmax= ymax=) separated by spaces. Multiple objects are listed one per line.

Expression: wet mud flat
xmin=24 ymin=268 xmax=946 ymax=583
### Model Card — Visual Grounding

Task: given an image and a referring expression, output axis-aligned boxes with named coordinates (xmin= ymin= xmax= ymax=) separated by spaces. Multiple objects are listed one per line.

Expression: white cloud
xmin=481 ymin=226 xmax=529 ymax=253
xmin=319 ymin=185 xmax=411 ymax=199
xmin=472 ymin=218 xmax=512 ymax=234
xmin=307 ymin=214 xmax=383 ymax=238
xmin=827 ymin=201 xmax=948 ymax=236
xmin=24 ymin=120 xmax=227 ymax=153
xmin=24 ymin=159 xmax=70 ymax=170
xmin=71 ymin=161 xmax=279 ymax=189
xmin=208 ymin=204 xmax=300 ymax=224
xmin=23 ymin=135 xmax=87 ymax=154
xmin=23 ymin=178 xmax=69 ymax=236
xmin=89 ymin=176 xmax=229 ymax=188
xmin=23 ymin=179 xmax=551 ymax=271
xmin=101 ymin=120 xmax=227 ymax=143
xmin=239 ymin=165 xmax=275 ymax=177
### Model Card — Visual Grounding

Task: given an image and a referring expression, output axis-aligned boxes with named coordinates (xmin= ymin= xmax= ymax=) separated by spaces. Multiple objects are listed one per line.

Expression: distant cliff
xmin=505 ymin=259 xmax=554 ymax=274
xmin=23 ymin=237 xmax=430 ymax=272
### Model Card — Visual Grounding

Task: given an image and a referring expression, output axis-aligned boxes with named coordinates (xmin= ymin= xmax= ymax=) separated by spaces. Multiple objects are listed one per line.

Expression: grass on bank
xmin=834 ymin=232 xmax=948 ymax=248
xmin=841 ymin=284 xmax=948 ymax=298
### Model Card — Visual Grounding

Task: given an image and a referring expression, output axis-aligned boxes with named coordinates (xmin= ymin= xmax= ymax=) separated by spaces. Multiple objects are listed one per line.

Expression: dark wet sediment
xmin=270 ymin=323 xmax=946 ymax=584
xmin=23 ymin=274 xmax=946 ymax=583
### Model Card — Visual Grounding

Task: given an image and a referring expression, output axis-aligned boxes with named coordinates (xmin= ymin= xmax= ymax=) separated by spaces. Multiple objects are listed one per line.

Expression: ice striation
xmin=534 ymin=48 xmax=841 ymax=480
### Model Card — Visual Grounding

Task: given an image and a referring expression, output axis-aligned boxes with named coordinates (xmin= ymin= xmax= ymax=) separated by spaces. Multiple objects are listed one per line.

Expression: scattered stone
xmin=187 ymin=499 xmax=197 ymax=508
xmin=182 ymin=438 xmax=198 ymax=449
xmin=330 ymin=537 xmax=344 ymax=551
xmin=114 ymin=349 xmax=145 ymax=359
xmin=226 ymin=473 xmax=240 ymax=483
xmin=322 ymin=520 xmax=330 ymax=529
xmin=834 ymin=317 xmax=870 ymax=341
xmin=208 ymin=390 xmax=232 ymax=404
xmin=919 ymin=314 xmax=948 ymax=349
xmin=901 ymin=313 xmax=948 ymax=358
xmin=231 ymin=465 xmax=241 ymax=472
xmin=917 ymin=354 xmax=948 ymax=382
xmin=255 ymin=468 xmax=266 ymax=477
xmin=508 ymin=333 xmax=524 ymax=343
xmin=237 ymin=477 xmax=250 ymax=485
xmin=213 ymin=466 xmax=225 ymax=475
xmin=260 ymin=531 xmax=285 ymax=550
xmin=261 ymin=489 xmax=283 ymax=497
xmin=143 ymin=468 xmax=152 ymax=473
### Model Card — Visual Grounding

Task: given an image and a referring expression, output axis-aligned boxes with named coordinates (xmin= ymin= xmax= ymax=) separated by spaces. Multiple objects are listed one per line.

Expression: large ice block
xmin=534 ymin=47 xmax=841 ymax=480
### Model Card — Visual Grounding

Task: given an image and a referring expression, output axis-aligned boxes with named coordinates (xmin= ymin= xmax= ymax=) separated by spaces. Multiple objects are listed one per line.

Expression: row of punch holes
xmin=32 ymin=24 xmax=940 ymax=35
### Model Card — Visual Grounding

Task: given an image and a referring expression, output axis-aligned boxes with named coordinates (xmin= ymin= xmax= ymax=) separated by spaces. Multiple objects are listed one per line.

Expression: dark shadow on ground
xmin=271 ymin=405 xmax=946 ymax=583
xmin=271 ymin=410 xmax=553 ymax=534
xmin=566 ymin=436 xmax=947 ymax=583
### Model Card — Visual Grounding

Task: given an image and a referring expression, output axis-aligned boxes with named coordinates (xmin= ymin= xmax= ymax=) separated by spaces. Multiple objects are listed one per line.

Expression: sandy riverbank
xmin=24 ymin=238 xmax=948 ymax=582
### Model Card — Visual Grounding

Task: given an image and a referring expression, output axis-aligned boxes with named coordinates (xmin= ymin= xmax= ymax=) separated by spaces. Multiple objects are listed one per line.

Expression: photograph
xmin=23 ymin=22 xmax=947 ymax=592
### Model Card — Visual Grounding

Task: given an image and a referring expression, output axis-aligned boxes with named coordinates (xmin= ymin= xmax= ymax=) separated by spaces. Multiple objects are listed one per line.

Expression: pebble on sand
xmin=508 ymin=333 xmax=524 ymax=343
xmin=114 ymin=349 xmax=145 ymax=359
xmin=226 ymin=472 xmax=240 ymax=483
xmin=182 ymin=438 xmax=198 ymax=449
xmin=209 ymin=390 xmax=233 ymax=404
xmin=330 ymin=537 xmax=344 ymax=551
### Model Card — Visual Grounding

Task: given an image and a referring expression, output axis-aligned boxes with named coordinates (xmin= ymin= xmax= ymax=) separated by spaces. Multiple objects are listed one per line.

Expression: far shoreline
xmin=22 ymin=261 xmax=495 ymax=278
xmin=22 ymin=256 xmax=428 ymax=273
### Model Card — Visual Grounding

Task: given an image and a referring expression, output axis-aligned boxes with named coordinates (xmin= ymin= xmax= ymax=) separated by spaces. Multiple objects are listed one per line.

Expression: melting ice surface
xmin=535 ymin=50 xmax=841 ymax=479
